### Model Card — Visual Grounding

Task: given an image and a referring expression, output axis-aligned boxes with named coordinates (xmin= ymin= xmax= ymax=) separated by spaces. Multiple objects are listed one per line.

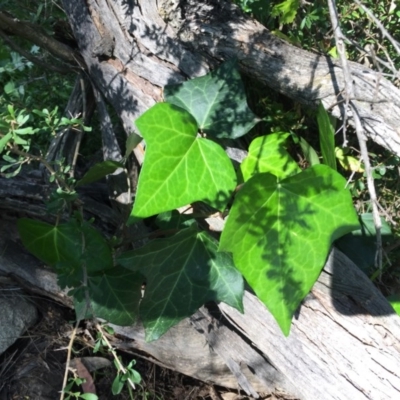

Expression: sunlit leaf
xmin=241 ymin=133 xmax=300 ymax=181
xmin=220 ymin=165 xmax=359 ymax=335
xmin=131 ymin=103 xmax=236 ymax=218
xmin=272 ymin=0 xmax=300 ymax=24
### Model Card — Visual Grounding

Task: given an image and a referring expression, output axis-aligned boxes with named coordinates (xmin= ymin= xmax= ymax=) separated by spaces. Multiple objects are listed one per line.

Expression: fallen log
xmin=1 ymin=208 xmax=400 ymax=399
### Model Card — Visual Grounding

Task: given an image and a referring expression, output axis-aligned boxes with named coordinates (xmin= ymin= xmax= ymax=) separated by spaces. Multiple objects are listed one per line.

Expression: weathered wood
xmin=2 ymin=211 xmax=400 ymax=399
xmin=3 ymin=1 xmax=400 ymax=398
xmin=61 ymin=0 xmax=400 ymax=157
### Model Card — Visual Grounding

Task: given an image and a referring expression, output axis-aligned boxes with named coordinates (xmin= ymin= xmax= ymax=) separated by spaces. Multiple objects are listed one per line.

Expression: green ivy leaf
xmin=76 ymin=160 xmax=124 ymax=187
xmin=219 ymin=165 xmax=359 ymax=335
xmin=87 ymin=268 xmax=144 ymax=325
xmin=131 ymin=103 xmax=237 ymax=218
xmin=118 ymin=227 xmax=243 ymax=341
xmin=241 ymin=133 xmax=300 ymax=181
xmin=18 ymin=218 xmax=82 ymax=268
xmin=164 ymin=60 xmax=259 ymax=139
xmin=317 ymin=102 xmax=337 ymax=170
xmin=17 ymin=218 xmax=114 ymax=288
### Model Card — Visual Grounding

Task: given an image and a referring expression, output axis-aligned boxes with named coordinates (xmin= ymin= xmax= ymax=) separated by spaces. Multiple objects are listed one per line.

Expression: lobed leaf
xmin=118 ymin=227 xmax=243 ymax=341
xmin=131 ymin=103 xmax=237 ymax=218
xmin=219 ymin=165 xmax=359 ymax=335
xmin=164 ymin=60 xmax=259 ymax=139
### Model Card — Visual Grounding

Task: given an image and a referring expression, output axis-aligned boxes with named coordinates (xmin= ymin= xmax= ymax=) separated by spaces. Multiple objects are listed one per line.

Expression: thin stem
xmin=327 ymin=0 xmax=382 ymax=272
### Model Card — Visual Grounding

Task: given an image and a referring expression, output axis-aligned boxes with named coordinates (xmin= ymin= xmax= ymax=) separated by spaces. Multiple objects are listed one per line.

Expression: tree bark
xmin=2 ymin=209 xmax=400 ymax=399
xmin=3 ymin=1 xmax=400 ymax=398
xmin=61 ymin=0 xmax=400 ymax=157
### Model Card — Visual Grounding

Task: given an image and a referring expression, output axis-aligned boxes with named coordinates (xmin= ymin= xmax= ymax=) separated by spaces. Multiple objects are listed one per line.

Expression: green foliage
xmin=336 ymin=213 xmax=393 ymax=275
xmin=164 ymin=60 xmax=259 ymax=139
xmin=63 ymin=376 xmax=99 ymax=400
xmin=18 ymin=217 xmax=144 ymax=325
xmin=271 ymin=0 xmax=300 ymax=24
xmin=112 ymin=359 xmax=141 ymax=395
xmin=220 ymin=165 xmax=359 ymax=334
xmin=16 ymin=60 xmax=360 ymax=340
xmin=317 ymin=103 xmax=337 ymax=171
xmin=131 ymin=103 xmax=237 ymax=218
xmin=240 ymin=132 xmax=300 ymax=180
xmin=118 ymin=227 xmax=243 ymax=341
xmin=76 ymin=160 xmax=124 ymax=187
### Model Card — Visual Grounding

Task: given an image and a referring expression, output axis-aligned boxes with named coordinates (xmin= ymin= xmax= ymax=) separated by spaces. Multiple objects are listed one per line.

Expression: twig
xmin=0 ymin=29 xmax=73 ymax=74
xmin=95 ymin=322 xmax=137 ymax=391
xmin=327 ymin=0 xmax=382 ymax=272
xmin=353 ymin=0 xmax=400 ymax=57
xmin=59 ymin=319 xmax=80 ymax=400
xmin=7 ymin=143 xmax=72 ymax=190
xmin=69 ymin=76 xmax=86 ymax=178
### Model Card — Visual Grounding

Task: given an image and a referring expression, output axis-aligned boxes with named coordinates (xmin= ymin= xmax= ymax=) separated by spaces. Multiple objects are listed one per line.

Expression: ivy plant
xmin=17 ymin=61 xmax=360 ymax=340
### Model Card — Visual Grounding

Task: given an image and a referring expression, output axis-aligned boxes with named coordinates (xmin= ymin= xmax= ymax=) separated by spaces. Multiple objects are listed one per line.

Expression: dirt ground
xmin=0 ymin=294 xmax=278 ymax=400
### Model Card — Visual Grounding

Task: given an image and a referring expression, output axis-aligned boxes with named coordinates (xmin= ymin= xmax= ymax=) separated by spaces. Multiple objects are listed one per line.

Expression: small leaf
xmin=335 ymin=147 xmax=364 ymax=172
xmin=76 ymin=161 xmax=124 ymax=187
xmin=14 ymin=127 xmax=36 ymax=135
xmin=124 ymin=133 xmax=142 ymax=159
xmin=112 ymin=375 xmax=124 ymax=395
xmin=241 ymin=133 xmax=300 ymax=181
xmin=0 ymin=132 xmax=12 ymax=153
xmin=164 ymin=60 xmax=259 ymax=139
xmin=388 ymin=295 xmax=400 ymax=316
xmin=132 ymin=103 xmax=237 ymax=218
xmin=220 ymin=165 xmax=359 ymax=335
xmin=271 ymin=0 xmax=300 ymax=24
xmin=297 ymin=135 xmax=320 ymax=166
xmin=118 ymin=227 xmax=243 ymax=341
xmin=317 ymin=103 xmax=337 ymax=170
xmin=80 ymin=394 xmax=99 ymax=400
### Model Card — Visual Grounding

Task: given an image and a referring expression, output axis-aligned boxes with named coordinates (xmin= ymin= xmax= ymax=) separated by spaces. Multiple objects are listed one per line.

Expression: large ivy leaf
xmin=241 ymin=133 xmax=300 ymax=181
xmin=131 ymin=103 xmax=237 ymax=218
xmin=118 ymin=227 xmax=243 ymax=341
xmin=18 ymin=218 xmax=82 ymax=268
xmin=219 ymin=165 xmax=359 ymax=335
xmin=17 ymin=218 xmax=114 ymax=288
xmin=164 ymin=60 xmax=259 ymax=139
